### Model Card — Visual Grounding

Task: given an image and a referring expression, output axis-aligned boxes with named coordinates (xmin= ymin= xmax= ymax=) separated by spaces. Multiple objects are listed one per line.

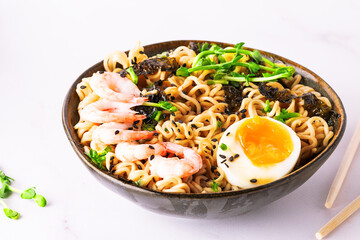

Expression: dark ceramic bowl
xmin=62 ymin=40 xmax=346 ymax=219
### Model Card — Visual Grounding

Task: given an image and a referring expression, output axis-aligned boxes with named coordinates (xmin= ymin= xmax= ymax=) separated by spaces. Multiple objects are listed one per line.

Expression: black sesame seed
xmin=226 ymin=132 xmax=230 ymax=136
xmin=211 ymin=150 xmax=214 ymax=155
xmin=221 ymin=128 xmax=226 ymax=132
xmin=154 ymin=133 xmax=159 ymax=136
xmin=171 ymin=112 xmax=175 ymax=116
xmin=171 ymin=96 xmax=175 ymax=101
xmin=134 ymin=57 xmax=137 ymax=64
xmin=148 ymin=145 xmax=155 ymax=149
xmin=221 ymin=159 xmax=227 ymax=164
xmin=133 ymin=125 xmax=138 ymax=129
xmin=240 ymin=109 xmax=247 ymax=113
xmin=175 ymin=138 xmax=182 ymax=141
xmin=158 ymin=80 xmax=163 ymax=86
xmin=137 ymin=164 xmax=142 ymax=170
xmin=110 ymin=156 xmax=114 ymax=160
xmin=168 ymin=73 xmax=174 ymax=78
xmin=182 ymin=90 xmax=186 ymax=94
xmin=182 ymin=63 xmax=187 ymax=67
xmin=224 ymin=163 xmax=229 ymax=168
xmin=250 ymin=179 xmax=257 ymax=183
xmin=234 ymin=154 xmax=240 ymax=158
xmin=192 ymin=82 xmax=196 ymax=87
xmin=80 ymin=85 xmax=86 ymax=89
xmin=205 ymin=179 xmax=210 ymax=182
xmin=191 ymin=124 xmax=198 ymax=129
xmin=150 ymin=155 xmax=155 ymax=160
xmin=177 ymin=129 xmax=180 ymax=132
xmin=188 ymin=131 xmax=191 ymax=135
xmin=211 ymin=166 xmax=217 ymax=172
xmin=241 ymin=113 xmax=246 ymax=118
xmin=211 ymin=138 xmax=217 ymax=142
xmin=217 ymin=172 xmax=220 ymax=176
xmin=98 ymin=71 xmax=105 ymax=74
xmin=205 ymin=156 xmax=209 ymax=159
xmin=213 ymin=145 xmax=216 ymax=149
xmin=139 ymin=51 xmax=144 ymax=54
xmin=152 ymin=178 xmax=156 ymax=182
xmin=178 ymin=119 xmax=183 ymax=123
xmin=229 ymin=156 xmax=234 ymax=162
xmin=165 ymin=152 xmax=170 ymax=158
xmin=219 ymin=154 xmax=226 ymax=159
xmin=115 ymin=130 xmax=120 ymax=135
xmin=134 ymin=120 xmax=140 ymax=125
xmin=127 ymin=127 xmax=133 ymax=130
xmin=171 ymin=83 xmax=176 ymax=87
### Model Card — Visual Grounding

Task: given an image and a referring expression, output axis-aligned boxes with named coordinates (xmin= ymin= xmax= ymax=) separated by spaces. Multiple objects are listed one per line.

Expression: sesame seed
xmin=158 ymin=80 xmax=163 ymax=86
xmin=175 ymin=138 xmax=182 ymax=141
xmin=171 ymin=83 xmax=176 ymax=87
xmin=168 ymin=73 xmax=174 ymax=78
xmin=178 ymin=119 xmax=183 ymax=123
xmin=250 ymin=179 xmax=257 ymax=183
xmin=191 ymin=124 xmax=198 ymax=129
xmin=150 ymin=155 xmax=155 ymax=160
xmin=224 ymin=163 xmax=229 ymax=168
xmin=182 ymin=90 xmax=186 ymax=94
xmin=154 ymin=133 xmax=159 ymax=136
xmin=152 ymin=178 xmax=156 ymax=182
xmin=219 ymin=154 xmax=226 ymax=159
xmin=221 ymin=159 xmax=227 ymax=164
xmin=240 ymin=109 xmax=247 ymax=113
xmin=211 ymin=150 xmax=214 ymax=155
xmin=139 ymin=51 xmax=144 ymax=54
xmin=221 ymin=128 xmax=226 ymax=132
xmin=148 ymin=145 xmax=155 ymax=149
xmin=229 ymin=156 xmax=234 ymax=162
xmin=171 ymin=96 xmax=175 ymax=101
xmin=177 ymin=129 xmax=180 ymax=132
xmin=211 ymin=166 xmax=217 ymax=172
xmin=110 ymin=156 xmax=114 ymax=160
xmin=226 ymin=132 xmax=230 ymax=136
xmin=188 ymin=131 xmax=191 ymax=135
xmin=211 ymin=138 xmax=217 ymax=142
xmin=171 ymin=112 xmax=175 ymax=116
xmin=241 ymin=113 xmax=246 ymax=118
xmin=234 ymin=154 xmax=240 ymax=158
xmin=80 ymin=85 xmax=86 ymax=89
xmin=205 ymin=156 xmax=209 ymax=159
xmin=213 ymin=145 xmax=216 ymax=149
xmin=127 ymin=127 xmax=133 ymax=130
xmin=133 ymin=125 xmax=138 ymax=129
xmin=192 ymin=82 xmax=196 ymax=87
xmin=137 ymin=164 xmax=142 ymax=170
xmin=115 ymin=130 xmax=119 ymax=135
xmin=134 ymin=120 xmax=140 ymax=125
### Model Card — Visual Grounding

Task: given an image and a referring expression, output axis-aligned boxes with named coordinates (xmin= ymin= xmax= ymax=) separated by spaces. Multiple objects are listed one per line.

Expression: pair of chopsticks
xmin=316 ymin=120 xmax=360 ymax=239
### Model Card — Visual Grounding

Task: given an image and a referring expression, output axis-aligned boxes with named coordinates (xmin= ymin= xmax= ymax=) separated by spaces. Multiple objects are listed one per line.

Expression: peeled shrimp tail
xmin=115 ymin=142 xmax=166 ymax=162
xmin=80 ymin=99 xmax=145 ymax=123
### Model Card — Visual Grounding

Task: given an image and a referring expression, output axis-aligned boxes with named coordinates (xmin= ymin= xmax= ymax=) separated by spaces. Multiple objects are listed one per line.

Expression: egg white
xmin=217 ymin=117 xmax=301 ymax=189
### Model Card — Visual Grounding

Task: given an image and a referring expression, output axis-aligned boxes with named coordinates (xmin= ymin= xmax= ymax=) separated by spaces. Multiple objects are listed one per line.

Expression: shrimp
xmin=92 ymin=122 xmax=155 ymax=144
xmin=90 ymin=72 xmax=146 ymax=104
xmin=115 ymin=142 xmax=166 ymax=162
xmin=149 ymin=142 xmax=203 ymax=178
xmin=80 ymin=99 xmax=145 ymax=123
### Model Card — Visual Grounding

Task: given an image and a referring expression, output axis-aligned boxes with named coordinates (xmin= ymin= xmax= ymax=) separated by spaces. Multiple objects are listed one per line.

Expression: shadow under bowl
xmin=62 ymin=40 xmax=346 ymax=219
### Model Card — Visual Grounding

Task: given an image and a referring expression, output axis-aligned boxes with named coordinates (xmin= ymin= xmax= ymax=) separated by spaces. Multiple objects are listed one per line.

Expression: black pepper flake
xmin=110 ymin=156 xmax=115 ymax=160
xmin=219 ymin=154 xmax=226 ymax=159
xmin=240 ymin=109 xmax=247 ymax=113
xmin=226 ymin=132 xmax=230 ymax=136
xmin=154 ymin=133 xmax=159 ymax=136
xmin=221 ymin=159 xmax=227 ymax=164
xmin=229 ymin=156 xmax=234 ymax=162
xmin=137 ymin=164 xmax=142 ymax=170
xmin=211 ymin=138 xmax=217 ymax=142
xmin=175 ymin=138 xmax=182 ymax=141
xmin=213 ymin=145 xmax=216 ymax=149
xmin=115 ymin=130 xmax=120 ymax=135
xmin=178 ymin=119 xmax=183 ymax=123
xmin=148 ymin=145 xmax=155 ymax=149
xmin=221 ymin=128 xmax=226 ymax=132
xmin=211 ymin=166 xmax=217 ymax=172
xmin=80 ymin=85 xmax=86 ymax=89
xmin=171 ymin=112 xmax=175 ymax=116
xmin=192 ymin=82 xmax=196 ymax=87
xmin=250 ymin=179 xmax=257 ymax=183
xmin=224 ymin=163 xmax=229 ymax=168
xmin=150 ymin=155 xmax=155 ymax=160
xmin=171 ymin=96 xmax=175 ymax=101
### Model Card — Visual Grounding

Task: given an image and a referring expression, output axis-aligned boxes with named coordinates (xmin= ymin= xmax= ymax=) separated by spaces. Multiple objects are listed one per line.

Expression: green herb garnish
xmin=216 ymin=120 xmax=223 ymax=130
xmin=142 ymin=123 xmax=155 ymax=131
xmin=143 ymin=101 xmax=178 ymax=112
xmin=274 ymin=109 xmax=301 ymax=123
xmin=87 ymin=145 xmax=112 ymax=169
xmin=126 ymin=66 xmax=138 ymax=84
xmin=210 ymin=180 xmax=219 ymax=192
xmin=219 ymin=143 xmax=228 ymax=151
xmin=135 ymin=178 xmax=143 ymax=186
xmin=262 ymin=100 xmax=272 ymax=113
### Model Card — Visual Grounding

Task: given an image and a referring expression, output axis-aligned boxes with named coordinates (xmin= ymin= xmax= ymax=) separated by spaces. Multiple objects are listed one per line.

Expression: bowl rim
xmin=62 ymin=40 xmax=346 ymax=199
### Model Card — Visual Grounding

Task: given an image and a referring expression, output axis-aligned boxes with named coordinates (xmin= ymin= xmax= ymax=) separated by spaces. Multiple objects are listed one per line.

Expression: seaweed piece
xmin=258 ymin=82 xmax=296 ymax=104
xmin=301 ymin=93 xmax=340 ymax=126
xmin=120 ymin=57 xmax=179 ymax=78
xmin=223 ymin=85 xmax=244 ymax=114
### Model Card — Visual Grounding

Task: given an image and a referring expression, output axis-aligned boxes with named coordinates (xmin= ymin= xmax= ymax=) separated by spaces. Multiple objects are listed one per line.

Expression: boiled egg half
xmin=217 ymin=116 xmax=301 ymax=189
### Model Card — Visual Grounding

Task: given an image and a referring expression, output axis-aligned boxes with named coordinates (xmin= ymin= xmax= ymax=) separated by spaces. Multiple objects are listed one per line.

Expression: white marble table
xmin=1 ymin=0 xmax=359 ymax=239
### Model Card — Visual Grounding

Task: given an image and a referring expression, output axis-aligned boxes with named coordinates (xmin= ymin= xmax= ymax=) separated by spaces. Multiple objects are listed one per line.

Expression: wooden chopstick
xmin=316 ymin=195 xmax=360 ymax=239
xmin=325 ymin=120 xmax=360 ymax=208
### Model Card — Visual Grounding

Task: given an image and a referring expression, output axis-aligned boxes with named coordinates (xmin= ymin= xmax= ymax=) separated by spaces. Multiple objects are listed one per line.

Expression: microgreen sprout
xmin=219 ymin=143 xmax=228 ymax=151
xmin=87 ymin=145 xmax=112 ymax=169
xmin=142 ymin=123 xmax=155 ymax=131
xmin=126 ymin=66 xmax=138 ymax=84
xmin=0 ymin=170 xmax=47 ymax=219
xmin=210 ymin=180 xmax=219 ymax=192
xmin=135 ymin=178 xmax=143 ymax=186
xmin=216 ymin=120 xmax=223 ymax=130
xmin=274 ymin=109 xmax=301 ymax=123
xmin=143 ymin=101 xmax=178 ymax=112
xmin=262 ymin=100 xmax=272 ymax=113
xmin=151 ymin=110 xmax=163 ymax=122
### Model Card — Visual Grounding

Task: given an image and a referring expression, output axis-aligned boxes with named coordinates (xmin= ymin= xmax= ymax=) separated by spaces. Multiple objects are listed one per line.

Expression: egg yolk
xmin=236 ymin=116 xmax=293 ymax=166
